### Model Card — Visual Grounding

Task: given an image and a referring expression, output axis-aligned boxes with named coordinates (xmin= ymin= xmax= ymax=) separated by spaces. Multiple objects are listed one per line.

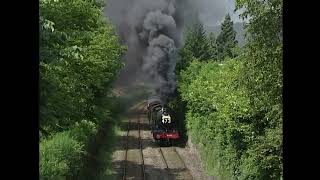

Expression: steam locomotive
xmin=147 ymin=97 xmax=179 ymax=145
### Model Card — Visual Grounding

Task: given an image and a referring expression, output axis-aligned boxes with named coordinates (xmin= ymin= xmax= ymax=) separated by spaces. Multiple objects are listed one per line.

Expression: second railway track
xmin=123 ymin=104 xmax=146 ymax=180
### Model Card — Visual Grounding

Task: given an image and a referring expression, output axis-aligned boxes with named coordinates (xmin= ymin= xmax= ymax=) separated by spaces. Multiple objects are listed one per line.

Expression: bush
xmin=69 ymin=120 xmax=98 ymax=145
xmin=179 ymin=59 xmax=247 ymax=178
xmin=40 ymin=132 xmax=84 ymax=179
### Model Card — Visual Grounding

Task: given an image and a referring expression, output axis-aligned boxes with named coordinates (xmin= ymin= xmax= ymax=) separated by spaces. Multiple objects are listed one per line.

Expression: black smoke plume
xmin=104 ymin=0 xmax=237 ymax=103
xmin=105 ymin=0 xmax=184 ymax=103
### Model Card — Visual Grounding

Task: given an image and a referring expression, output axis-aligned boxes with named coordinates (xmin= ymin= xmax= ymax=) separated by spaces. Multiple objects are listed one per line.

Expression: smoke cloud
xmin=104 ymin=0 xmax=241 ymax=103
xmin=104 ymin=0 xmax=182 ymax=103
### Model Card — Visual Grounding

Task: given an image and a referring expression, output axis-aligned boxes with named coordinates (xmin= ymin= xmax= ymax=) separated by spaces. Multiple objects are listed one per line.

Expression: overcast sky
xmin=197 ymin=0 xmax=244 ymax=26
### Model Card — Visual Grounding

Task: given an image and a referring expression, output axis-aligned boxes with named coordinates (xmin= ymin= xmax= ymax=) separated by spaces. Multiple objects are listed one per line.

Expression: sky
xmin=197 ymin=0 xmax=244 ymax=27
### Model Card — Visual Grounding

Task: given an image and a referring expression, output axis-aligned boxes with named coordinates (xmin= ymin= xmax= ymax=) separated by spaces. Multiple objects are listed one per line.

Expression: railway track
xmin=121 ymin=101 xmax=192 ymax=180
xmin=123 ymin=105 xmax=146 ymax=180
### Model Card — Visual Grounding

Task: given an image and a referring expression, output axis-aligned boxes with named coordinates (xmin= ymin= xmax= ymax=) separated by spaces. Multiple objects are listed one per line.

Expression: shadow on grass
xmin=76 ymin=85 xmax=151 ymax=180
xmin=77 ymin=119 xmax=117 ymax=180
xmin=171 ymin=99 xmax=189 ymax=148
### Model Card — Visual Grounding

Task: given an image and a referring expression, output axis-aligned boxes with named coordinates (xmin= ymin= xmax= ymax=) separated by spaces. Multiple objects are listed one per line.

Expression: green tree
xmin=175 ymin=46 xmax=193 ymax=74
xmin=39 ymin=0 xmax=126 ymax=178
xmin=40 ymin=0 xmax=125 ymax=133
xmin=235 ymin=0 xmax=283 ymax=178
xmin=208 ymin=32 xmax=218 ymax=60
xmin=184 ymin=22 xmax=211 ymax=61
xmin=216 ymin=14 xmax=238 ymax=60
xmin=176 ymin=22 xmax=210 ymax=75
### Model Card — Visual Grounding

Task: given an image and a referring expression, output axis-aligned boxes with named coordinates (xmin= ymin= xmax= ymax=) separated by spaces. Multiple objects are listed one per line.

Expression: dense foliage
xmin=39 ymin=0 xmax=125 ymax=178
xmin=173 ymin=0 xmax=282 ymax=179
